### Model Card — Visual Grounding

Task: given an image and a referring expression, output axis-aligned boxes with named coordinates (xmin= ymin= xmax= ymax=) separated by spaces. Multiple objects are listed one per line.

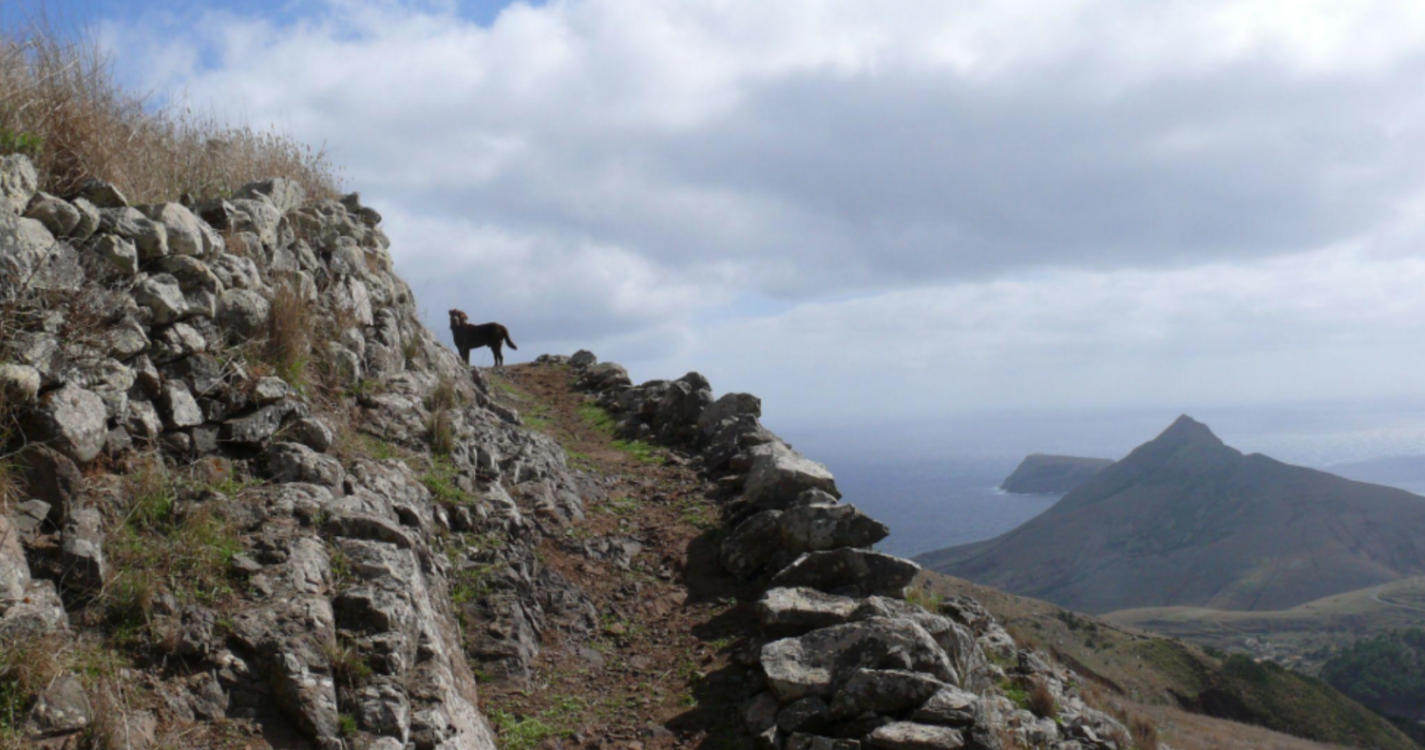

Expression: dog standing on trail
xmin=448 ymin=309 xmax=518 ymax=367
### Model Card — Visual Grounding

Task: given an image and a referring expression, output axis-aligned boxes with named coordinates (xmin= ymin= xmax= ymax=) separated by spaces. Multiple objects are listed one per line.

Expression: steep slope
xmin=919 ymin=415 xmax=1425 ymax=613
xmin=1000 ymin=454 xmax=1114 ymax=494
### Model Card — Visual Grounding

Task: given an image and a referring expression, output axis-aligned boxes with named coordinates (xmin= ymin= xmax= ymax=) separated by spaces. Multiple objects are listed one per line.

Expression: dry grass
xmin=264 ymin=280 xmax=313 ymax=388
xmin=0 ymin=14 xmax=340 ymax=204
xmin=425 ymin=376 xmax=464 ymax=456
xmin=0 ymin=635 xmax=64 ymax=736
xmin=1026 ymin=676 xmax=1056 ymax=720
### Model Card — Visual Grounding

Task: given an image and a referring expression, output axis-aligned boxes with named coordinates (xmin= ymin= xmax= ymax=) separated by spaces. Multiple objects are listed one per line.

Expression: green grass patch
xmin=612 ymin=438 xmax=661 ymax=464
xmin=905 ymin=587 xmax=945 ymax=613
xmin=488 ymin=696 xmax=589 ymax=750
xmin=421 ymin=458 xmax=473 ymax=506
xmin=598 ymin=496 xmax=639 ymax=517
xmin=576 ymin=403 xmax=618 ymax=434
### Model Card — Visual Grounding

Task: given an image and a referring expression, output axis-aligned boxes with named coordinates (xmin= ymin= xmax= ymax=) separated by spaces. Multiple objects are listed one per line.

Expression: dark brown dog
xmin=449 ymin=309 xmax=518 ymax=367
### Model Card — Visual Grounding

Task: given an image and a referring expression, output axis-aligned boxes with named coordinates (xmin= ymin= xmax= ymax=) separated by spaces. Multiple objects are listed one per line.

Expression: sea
xmin=775 ymin=402 xmax=1425 ymax=558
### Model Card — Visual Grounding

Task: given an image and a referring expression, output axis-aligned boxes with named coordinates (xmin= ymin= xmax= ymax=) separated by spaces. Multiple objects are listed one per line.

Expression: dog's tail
xmin=503 ymin=327 xmax=518 ymax=350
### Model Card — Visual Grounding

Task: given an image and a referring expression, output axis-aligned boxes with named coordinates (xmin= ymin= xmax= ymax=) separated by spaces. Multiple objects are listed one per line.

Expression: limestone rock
xmin=266 ymin=442 xmax=345 ymax=493
xmin=0 ymin=515 xmax=29 ymax=603
xmin=236 ymin=177 xmax=306 ymax=215
xmin=745 ymin=444 xmax=840 ymax=510
xmin=721 ymin=509 xmax=783 ymax=579
xmin=829 ymin=669 xmax=945 ymax=718
xmin=569 ymin=350 xmax=597 ymax=368
xmin=0 ymin=154 xmax=39 ymax=215
xmin=26 ymin=673 xmax=92 ymax=738
xmin=159 ymin=381 xmax=204 ymax=429
xmin=99 ymin=207 xmax=168 ymax=258
xmin=24 ymin=384 xmax=108 ymax=463
xmin=778 ymin=502 xmax=889 ymax=553
xmin=760 ymin=617 xmax=956 ymax=702
xmin=757 ymin=587 xmax=860 ymax=635
xmin=912 ymin=687 xmax=979 ymax=727
xmin=73 ymin=177 xmax=129 ymax=208
xmin=770 ymin=549 xmax=921 ymax=599
xmin=866 ymin=722 xmax=965 ymax=750
xmin=217 ymin=288 xmax=271 ymax=338
xmin=140 ymin=202 xmax=205 ymax=256
xmin=23 ymin=192 xmax=81 ymax=236
xmin=134 ymin=274 xmax=187 ymax=324
xmin=60 ymin=508 xmax=106 ymax=594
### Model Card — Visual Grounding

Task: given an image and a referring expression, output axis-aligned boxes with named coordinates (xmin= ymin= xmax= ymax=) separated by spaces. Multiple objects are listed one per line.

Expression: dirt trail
xmin=476 ymin=363 xmax=757 ymax=750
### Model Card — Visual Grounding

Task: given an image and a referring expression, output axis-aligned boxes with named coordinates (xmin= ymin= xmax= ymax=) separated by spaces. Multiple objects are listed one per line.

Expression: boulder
xmin=829 ymin=669 xmax=945 ymax=718
xmin=25 ymin=673 xmax=93 ymax=738
xmin=23 ymin=384 xmax=108 ymax=463
xmin=0 ymin=213 xmax=83 ymax=295
xmin=569 ymin=350 xmax=597 ymax=368
xmin=778 ymin=503 xmax=889 ymax=553
xmin=698 ymin=391 xmax=761 ymax=439
xmin=23 ymin=193 xmax=81 ymax=236
xmin=159 ymin=382 xmax=204 ymax=429
xmin=744 ymin=444 xmax=840 ymax=510
xmin=236 ymin=178 xmax=306 ymax=215
xmin=0 ymin=154 xmax=39 ymax=215
xmin=221 ymin=402 xmax=302 ymax=447
xmin=760 ymin=617 xmax=956 ymax=702
xmin=866 ymin=722 xmax=965 ymax=750
xmin=140 ymin=202 xmax=205 ymax=256
xmin=217 ymin=288 xmax=271 ymax=338
xmin=134 ymin=274 xmax=187 ymax=324
xmin=577 ymin=362 xmax=631 ymax=392
xmin=0 ymin=515 xmax=30 ymax=603
xmin=73 ymin=177 xmax=129 ymax=208
xmin=266 ymin=442 xmax=345 ymax=494
xmin=770 ymin=549 xmax=920 ymax=599
xmin=91 ymin=234 xmax=139 ymax=276
xmin=152 ymin=322 xmax=208 ymax=364
xmin=60 ymin=508 xmax=106 ymax=594
xmin=99 ymin=207 xmax=168 ymax=258
xmin=757 ymin=587 xmax=860 ymax=635
xmin=912 ymin=687 xmax=979 ymax=727
xmin=16 ymin=446 xmax=84 ymax=525
xmin=721 ymin=509 xmax=783 ymax=579
xmin=777 ymin=696 xmax=831 ymax=733
xmin=69 ymin=197 xmax=100 ymax=240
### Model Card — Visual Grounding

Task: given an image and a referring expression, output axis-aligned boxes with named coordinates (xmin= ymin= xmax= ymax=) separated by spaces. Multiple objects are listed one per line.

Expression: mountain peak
xmin=1155 ymin=414 xmax=1224 ymax=447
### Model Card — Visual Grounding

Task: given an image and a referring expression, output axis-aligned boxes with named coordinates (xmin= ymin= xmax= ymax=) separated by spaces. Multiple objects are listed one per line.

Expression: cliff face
xmin=0 ymin=154 xmax=1139 ymax=750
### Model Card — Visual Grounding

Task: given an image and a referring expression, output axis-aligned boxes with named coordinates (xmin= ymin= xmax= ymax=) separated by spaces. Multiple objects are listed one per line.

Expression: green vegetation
xmin=905 ymin=587 xmax=945 ymax=613
xmin=576 ymin=403 xmax=618 ymax=433
xmin=488 ymin=696 xmax=590 ymax=750
xmin=421 ymin=458 xmax=473 ymax=506
xmin=106 ymin=457 xmax=242 ymax=644
xmin=598 ymin=496 xmax=639 ymax=517
xmin=337 ymin=713 xmax=358 ymax=737
xmin=1321 ymin=629 xmax=1425 ymax=744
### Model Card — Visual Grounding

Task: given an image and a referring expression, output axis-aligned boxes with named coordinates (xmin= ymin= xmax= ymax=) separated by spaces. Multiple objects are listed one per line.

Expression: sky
xmin=35 ymin=0 xmax=1425 ymax=434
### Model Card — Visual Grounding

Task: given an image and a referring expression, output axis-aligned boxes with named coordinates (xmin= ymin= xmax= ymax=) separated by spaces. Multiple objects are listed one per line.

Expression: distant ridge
xmin=918 ymin=415 xmax=1425 ymax=613
xmin=1000 ymin=453 xmax=1114 ymax=494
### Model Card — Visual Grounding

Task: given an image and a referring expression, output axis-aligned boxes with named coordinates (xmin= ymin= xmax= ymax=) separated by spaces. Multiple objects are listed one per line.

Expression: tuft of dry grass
xmin=0 ymin=635 xmax=64 ymax=736
xmin=0 ymin=15 xmax=340 ymax=204
xmin=264 ymin=280 xmax=313 ymax=388
xmin=424 ymin=376 xmax=464 ymax=456
xmin=1026 ymin=676 xmax=1056 ymax=719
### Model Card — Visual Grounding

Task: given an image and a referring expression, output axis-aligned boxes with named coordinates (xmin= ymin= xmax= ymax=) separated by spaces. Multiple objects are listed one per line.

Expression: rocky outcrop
xmin=573 ymin=354 xmax=1144 ymax=750
xmin=0 ymin=158 xmax=595 ymax=750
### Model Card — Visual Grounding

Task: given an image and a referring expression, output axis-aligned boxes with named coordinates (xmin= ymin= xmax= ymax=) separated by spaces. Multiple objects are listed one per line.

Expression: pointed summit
xmin=1155 ymin=414 xmax=1224 ymax=447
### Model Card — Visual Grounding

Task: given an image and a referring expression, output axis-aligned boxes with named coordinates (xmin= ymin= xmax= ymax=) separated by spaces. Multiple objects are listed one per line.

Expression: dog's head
xmin=448 ymin=309 xmax=469 ymax=327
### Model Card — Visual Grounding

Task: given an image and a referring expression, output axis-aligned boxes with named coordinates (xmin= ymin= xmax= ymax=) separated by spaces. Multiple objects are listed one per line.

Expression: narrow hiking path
xmin=476 ymin=363 xmax=757 ymax=750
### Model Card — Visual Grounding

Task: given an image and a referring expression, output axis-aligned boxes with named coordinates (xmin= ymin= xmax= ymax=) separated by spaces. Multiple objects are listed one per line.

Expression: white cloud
xmin=100 ymin=0 xmax=1425 ymax=417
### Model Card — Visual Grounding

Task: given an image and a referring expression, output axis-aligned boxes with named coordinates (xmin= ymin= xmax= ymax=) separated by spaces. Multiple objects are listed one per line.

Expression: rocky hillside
xmin=921 ymin=416 xmax=1425 ymax=614
xmin=999 ymin=455 xmax=1113 ymax=495
xmin=0 ymin=152 xmax=1155 ymax=750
